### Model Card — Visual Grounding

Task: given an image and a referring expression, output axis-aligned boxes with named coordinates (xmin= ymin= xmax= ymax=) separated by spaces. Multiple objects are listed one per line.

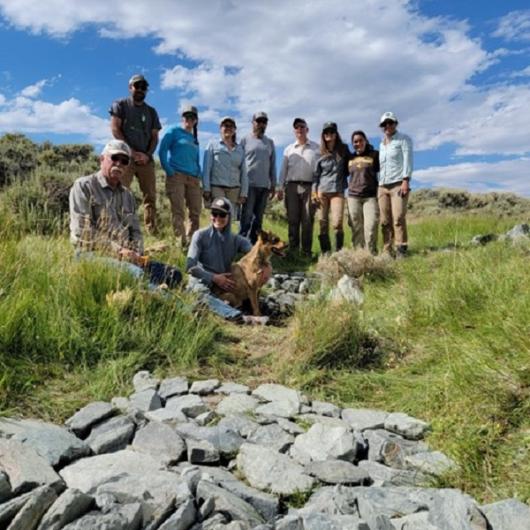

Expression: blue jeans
xmin=239 ymin=186 xmax=269 ymax=244
xmin=187 ymin=277 xmax=242 ymax=320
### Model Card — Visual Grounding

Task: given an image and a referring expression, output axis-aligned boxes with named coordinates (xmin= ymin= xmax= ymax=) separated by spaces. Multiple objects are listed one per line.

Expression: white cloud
xmin=493 ymin=10 xmax=530 ymax=42
xmin=20 ymin=79 xmax=47 ymax=98
xmin=414 ymin=158 xmax=530 ymax=197
xmin=0 ymin=93 xmax=6 ymax=106
xmin=510 ymin=65 xmax=530 ymax=78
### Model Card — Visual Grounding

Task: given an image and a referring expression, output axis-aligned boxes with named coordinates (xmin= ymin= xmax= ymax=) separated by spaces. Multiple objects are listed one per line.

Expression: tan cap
xmin=220 ymin=116 xmax=236 ymax=127
xmin=252 ymin=111 xmax=268 ymax=121
xmin=101 ymin=139 xmax=132 ymax=157
xmin=210 ymin=197 xmax=232 ymax=214
xmin=129 ymin=74 xmax=149 ymax=86
xmin=181 ymin=104 xmax=198 ymax=117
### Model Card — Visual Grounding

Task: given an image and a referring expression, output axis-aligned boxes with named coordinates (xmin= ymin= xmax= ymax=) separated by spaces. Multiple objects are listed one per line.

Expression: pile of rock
xmin=470 ymin=222 xmax=529 ymax=246
xmin=261 ymin=273 xmax=316 ymax=318
xmin=1 ymin=373 xmax=529 ymax=529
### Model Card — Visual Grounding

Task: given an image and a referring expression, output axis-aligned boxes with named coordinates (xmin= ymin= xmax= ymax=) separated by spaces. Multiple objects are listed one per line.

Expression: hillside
xmin=0 ymin=134 xmax=529 ymax=504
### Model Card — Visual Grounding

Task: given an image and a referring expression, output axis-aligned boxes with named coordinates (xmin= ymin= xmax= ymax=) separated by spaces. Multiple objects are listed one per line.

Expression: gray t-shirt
xmin=109 ymin=97 xmax=162 ymax=153
xmin=240 ymin=134 xmax=276 ymax=189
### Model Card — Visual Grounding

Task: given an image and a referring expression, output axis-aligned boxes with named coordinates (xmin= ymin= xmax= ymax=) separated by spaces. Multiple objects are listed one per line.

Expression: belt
xmin=287 ymin=180 xmax=312 ymax=185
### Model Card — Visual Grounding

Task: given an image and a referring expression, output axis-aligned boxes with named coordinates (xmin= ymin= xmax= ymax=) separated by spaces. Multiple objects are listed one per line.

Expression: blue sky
xmin=0 ymin=0 xmax=529 ymax=196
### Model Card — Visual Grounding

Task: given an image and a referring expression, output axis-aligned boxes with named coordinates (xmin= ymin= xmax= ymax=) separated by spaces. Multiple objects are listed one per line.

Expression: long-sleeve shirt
xmin=314 ymin=149 xmax=350 ymax=193
xmin=186 ymin=225 xmax=252 ymax=286
xmin=279 ymin=140 xmax=319 ymax=187
xmin=240 ymin=134 xmax=276 ymax=189
xmin=159 ymin=125 xmax=201 ymax=178
xmin=379 ymin=131 xmax=413 ymax=185
xmin=202 ymin=139 xmax=248 ymax=196
xmin=69 ymin=171 xmax=143 ymax=254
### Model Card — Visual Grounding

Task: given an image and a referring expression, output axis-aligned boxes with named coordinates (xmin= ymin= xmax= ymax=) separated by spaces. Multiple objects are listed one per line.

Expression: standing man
xmin=239 ymin=112 xmax=276 ymax=243
xmin=109 ymin=74 xmax=162 ymax=235
xmin=277 ymin=118 xmax=319 ymax=257
xmin=378 ymin=111 xmax=413 ymax=258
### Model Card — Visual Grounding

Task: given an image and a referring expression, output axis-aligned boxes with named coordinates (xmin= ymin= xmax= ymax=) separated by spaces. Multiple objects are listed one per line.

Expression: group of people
xmin=68 ymin=73 xmax=413 ymax=317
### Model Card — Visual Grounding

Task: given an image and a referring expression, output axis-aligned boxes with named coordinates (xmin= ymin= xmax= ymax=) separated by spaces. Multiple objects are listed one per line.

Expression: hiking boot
xmin=335 ymin=231 xmax=344 ymax=252
xmin=396 ymin=245 xmax=408 ymax=259
xmin=318 ymin=234 xmax=331 ymax=254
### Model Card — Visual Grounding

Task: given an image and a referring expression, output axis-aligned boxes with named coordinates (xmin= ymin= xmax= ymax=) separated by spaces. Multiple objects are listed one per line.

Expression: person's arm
xmin=110 ymin=116 xmax=126 ymax=141
xmin=158 ymin=129 xmax=173 ymax=176
xmin=401 ymin=136 xmax=413 ymax=195
xmin=147 ymin=129 xmax=159 ymax=159
xmin=69 ymin=180 xmax=94 ymax=248
xmin=277 ymin=149 xmax=289 ymax=200
xmin=202 ymin=143 xmax=213 ymax=193
xmin=239 ymin=147 xmax=248 ymax=199
xmin=128 ymin=195 xmax=144 ymax=255
xmin=186 ymin=232 xmax=215 ymax=285
xmin=269 ymin=139 xmax=276 ymax=197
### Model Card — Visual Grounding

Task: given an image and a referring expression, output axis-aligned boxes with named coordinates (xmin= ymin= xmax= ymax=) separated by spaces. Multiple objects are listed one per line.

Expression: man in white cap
xmin=69 ymin=139 xmax=182 ymax=287
xmin=378 ymin=111 xmax=413 ymax=258
xmin=109 ymin=74 xmax=162 ymax=234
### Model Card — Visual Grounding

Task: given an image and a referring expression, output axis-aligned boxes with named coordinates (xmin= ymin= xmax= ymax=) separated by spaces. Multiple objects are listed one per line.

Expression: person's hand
xmin=311 ymin=192 xmax=321 ymax=207
xmin=203 ymin=191 xmax=212 ymax=202
xmin=269 ymin=186 xmax=276 ymax=199
xmin=276 ymin=189 xmax=284 ymax=201
xmin=213 ymin=273 xmax=236 ymax=291
xmin=400 ymin=179 xmax=410 ymax=197
xmin=238 ymin=196 xmax=246 ymax=205
xmin=118 ymin=248 xmax=142 ymax=265
xmin=132 ymin=151 xmax=149 ymax=166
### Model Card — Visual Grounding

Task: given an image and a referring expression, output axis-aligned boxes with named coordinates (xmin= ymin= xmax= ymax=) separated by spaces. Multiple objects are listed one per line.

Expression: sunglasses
xmin=353 ymin=139 xmax=366 ymax=144
xmin=381 ymin=121 xmax=396 ymax=127
xmin=255 ymin=118 xmax=268 ymax=124
xmin=211 ymin=210 xmax=228 ymax=218
xmin=133 ymin=83 xmax=148 ymax=90
xmin=222 ymin=122 xmax=235 ymax=129
xmin=294 ymin=124 xmax=307 ymax=130
xmin=323 ymin=129 xmax=337 ymax=135
xmin=183 ymin=113 xmax=197 ymax=120
xmin=110 ymin=154 xmax=130 ymax=165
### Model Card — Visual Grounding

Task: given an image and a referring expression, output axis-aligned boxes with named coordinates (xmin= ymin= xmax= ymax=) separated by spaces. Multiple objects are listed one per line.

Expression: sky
xmin=0 ymin=0 xmax=529 ymax=196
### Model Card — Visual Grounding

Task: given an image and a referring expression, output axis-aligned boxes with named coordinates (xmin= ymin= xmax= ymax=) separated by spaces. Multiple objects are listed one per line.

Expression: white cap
xmin=379 ymin=111 xmax=398 ymax=125
xmin=101 ymin=139 xmax=132 ymax=157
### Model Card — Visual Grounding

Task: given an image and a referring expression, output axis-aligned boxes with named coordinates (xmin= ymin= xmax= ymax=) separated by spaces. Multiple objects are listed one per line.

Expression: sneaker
xmin=396 ymin=245 xmax=408 ymax=259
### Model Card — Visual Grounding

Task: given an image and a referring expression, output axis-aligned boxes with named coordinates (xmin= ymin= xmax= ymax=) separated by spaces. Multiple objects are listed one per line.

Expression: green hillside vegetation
xmin=0 ymin=133 xmax=529 ymax=504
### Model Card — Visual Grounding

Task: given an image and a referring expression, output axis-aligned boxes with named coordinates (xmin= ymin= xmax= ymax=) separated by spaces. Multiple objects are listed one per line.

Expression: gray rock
xmin=176 ymin=423 xmax=244 ymax=458
xmin=216 ymin=395 xmax=260 ymax=416
xmin=298 ymin=485 xmax=358 ymax=516
xmin=196 ymin=411 xmax=217 ymax=426
xmin=311 ymin=401 xmax=341 ymax=418
xmin=64 ymin=401 xmax=115 ymax=437
xmin=200 ymin=513 xmax=228 ymax=529
xmin=215 ymin=382 xmax=250 ymax=395
xmin=128 ymin=388 xmax=162 ymax=412
xmin=159 ymin=376 xmax=189 ymax=400
xmin=190 ymin=379 xmax=220 ymax=395
xmin=158 ymin=498 xmax=196 ymax=530
xmin=364 ymin=429 xmax=427 ymax=464
xmin=132 ymin=370 xmax=159 ymax=392
xmin=0 ymin=418 xmax=90 ymax=468
xmin=505 ymin=223 xmax=530 ymax=241
xmin=236 ymin=443 xmax=314 ymax=495
xmin=358 ymin=461 xmax=430 ymax=487
xmin=276 ymin=418 xmax=305 ymax=435
xmin=144 ymin=408 xmax=188 ymax=424
xmin=330 ymin=275 xmax=364 ymax=305
xmin=427 ymin=488 xmax=488 ymax=529
xmin=384 ymin=413 xmax=430 ymax=440
xmin=166 ymin=395 xmax=209 ymax=418
xmin=404 ymin=450 xmax=458 ymax=476
xmin=132 ymin=422 xmax=186 ymax=465
xmin=470 ymin=234 xmax=496 ymax=246
xmin=0 ymin=439 xmax=64 ymax=494
xmin=111 ymin=397 xmax=130 ymax=413
xmin=481 ymin=498 xmax=530 ymax=530
xmin=305 ymin=460 xmax=370 ymax=485
xmin=252 ymin=384 xmax=302 ymax=406
xmin=186 ymin=438 xmax=220 ymax=464
xmin=36 ymin=488 xmax=94 ymax=530
xmin=290 ymin=423 xmax=359 ymax=464
xmin=247 ymin=424 xmax=294 ymax=453
xmin=296 ymin=414 xmax=351 ymax=430
xmin=61 ymin=504 xmax=142 ymax=530
xmin=255 ymin=401 xmax=300 ymax=419
xmin=85 ymin=416 xmax=135 ymax=454
xmin=59 ymin=449 xmax=165 ymax=493
xmin=0 ymin=472 xmax=11 ymax=502
xmin=7 ymin=485 xmax=57 ymax=530
xmin=217 ymin=415 xmax=259 ymax=438
xmin=391 ymin=511 xmax=438 ymax=530
xmin=298 ymin=279 xmax=311 ymax=294
xmin=275 ymin=515 xmax=304 ymax=530
xmin=341 ymin=408 xmax=389 ymax=431
xmin=0 ymin=491 xmax=33 ymax=527
xmin=196 ymin=480 xmax=264 ymax=527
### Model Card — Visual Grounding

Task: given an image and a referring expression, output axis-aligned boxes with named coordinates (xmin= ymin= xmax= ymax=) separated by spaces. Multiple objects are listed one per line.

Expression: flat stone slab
xmin=186 ymin=438 xmax=220 ymax=464
xmin=341 ymin=408 xmax=389 ymax=431
xmin=85 ymin=416 xmax=135 ymax=455
xmin=144 ymin=408 xmax=188 ymax=424
xmin=255 ymin=401 xmax=300 ymax=419
xmin=247 ymin=423 xmax=294 ymax=453
xmin=128 ymin=389 xmax=162 ymax=412
xmin=481 ymin=498 xmax=530 ymax=530
xmin=358 ymin=460 xmax=430 ymax=487
xmin=132 ymin=370 xmax=159 ymax=392
xmin=165 ymin=394 xmax=208 ymax=418
xmin=216 ymin=394 xmax=260 ymax=416
xmin=132 ymin=422 xmax=186 ymax=465
xmin=175 ymin=423 xmax=244 ymax=457
xmin=364 ymin=429 xmax=427 ymax=464
xmin=404 ymin=450 xmax=458 ymax=476
xmin=0 ymin=418 xmax=90 ymax=468
xmin=61 ymin=504 xmax=142 ymax=530
xmin=7 ymin=485 xmax=57 ymax=530
xmin=0 ymin=439 xmax=63 ymax=494
xmin=36 ymin=488 xmax=94 ymax=530
xmin=384 ymin=412 xmax=430 ymax=440
xmin=311 ymin=400 xmax=341 ymax=418
xmin=252 ymin=384 xmax=302 ymax=406
xmin=0 ymin=472 xmax=11 ymax=502
xmin=158 ymin=376 xmax=189 ymax=400
xmin=157 ymin=498 xmax=196 ymax=530
xmin=217 ymin=415 xmax=259 ymax=438
xmin=296 ymin=414 xmax=351 ymax=430
xmin=305 ymin=459 xmax=370 ymax=485
xmin=237 ymin=443 xmax=314 ymax=495
xmin=0 ymin=491 xmax=33 ymax=527
xmin=215 ymin=382 xmax=250 ymax=395
xmin=190 ymin=379 xmax=220 ymax=395
xmin=64 ymin=402 xmax=115 ymax=438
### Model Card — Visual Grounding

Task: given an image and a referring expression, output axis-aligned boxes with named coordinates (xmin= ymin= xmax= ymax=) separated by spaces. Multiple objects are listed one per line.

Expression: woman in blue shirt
xmin=159 ymin=105 xmax=201 ymax=247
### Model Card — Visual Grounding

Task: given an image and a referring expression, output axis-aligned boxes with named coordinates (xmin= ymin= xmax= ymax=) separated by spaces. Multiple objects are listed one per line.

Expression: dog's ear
xmin=259 ymin=230 xmax=269 ymax=242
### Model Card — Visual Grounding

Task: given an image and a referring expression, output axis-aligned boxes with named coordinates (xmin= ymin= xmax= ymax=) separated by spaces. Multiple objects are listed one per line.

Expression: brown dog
xmin=212 ymin=230 xmax=287 ymax=316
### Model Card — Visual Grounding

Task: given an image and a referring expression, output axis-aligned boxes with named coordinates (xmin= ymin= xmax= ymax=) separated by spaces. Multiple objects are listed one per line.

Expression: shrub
xmin=0 ymin=133 xmax=38 ymax=186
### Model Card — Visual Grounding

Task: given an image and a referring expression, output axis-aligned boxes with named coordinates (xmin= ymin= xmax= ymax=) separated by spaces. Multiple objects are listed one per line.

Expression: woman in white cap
xmin=159 ymin=105 xmax=201 ymax=248
xmin=202 ymin=116 xmax=248 ymax=217
xmin=378 ymin=111 xmax=413 ymax=258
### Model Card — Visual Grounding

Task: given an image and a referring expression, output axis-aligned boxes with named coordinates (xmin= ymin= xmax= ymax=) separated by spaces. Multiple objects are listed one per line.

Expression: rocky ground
xmin=1 ymin=372 xmax=529 ymax=530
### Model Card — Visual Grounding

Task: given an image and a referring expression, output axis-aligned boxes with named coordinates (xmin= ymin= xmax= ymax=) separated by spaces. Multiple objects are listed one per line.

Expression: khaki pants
xmin=285 ymin=182 xmax=315 ymax=254
xmin=317 ymin=192 xmax=344 ymax=236
xmin=347 ymin=196 xmax=379 ymax=255
xmin=166 ymin=172 xmax=202 ymax=245
xmin=121 ymin=160 xmax=157 ymax=233
xmin=210 ymin=186 xmax=241 ymax=220
xmin=378 ymin=182 xmax=408 ymax=251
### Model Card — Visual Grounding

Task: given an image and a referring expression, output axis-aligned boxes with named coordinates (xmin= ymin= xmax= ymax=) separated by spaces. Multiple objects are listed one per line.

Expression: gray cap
xmin=293 ymin=117 xmax=307 ymax=128
xmin=101 ymin=139 xmax=132 ymax=157
xmin=379 ymin=111 xmax=398 ymax=125
xmin=210 ymin=197 xmax=232 ymax=214
xmin=129 ymin=74 xmax=149 ymax=86
xmin=181 ymin=105 xmax=198 ymax=117
xmin=220 ymin=116 xmax=236 ymax=127
xmin=252 ymin=111 xmax=268 ymax=121
xmin=322 ymin=121 xmax=338 ymax=132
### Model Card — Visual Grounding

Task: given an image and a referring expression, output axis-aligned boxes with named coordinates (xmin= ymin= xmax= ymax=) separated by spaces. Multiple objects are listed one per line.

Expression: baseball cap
xmin=220 ymin=116 xmax=236 ymax=127
xmin=379 ymin=111 xmax=398 ymax=125
xmin=181 ymin=105 xmax=198 ymax=117
xmin=102 ymin=140 xmax=132 ymax=157
xmin=210 ymin=197 xmax=232 ymax=214
xmin=293 ymin=117 xmax=307 ymax=128
xmin=129 ymin=74 xmax=149 ymax=86
xmin=252 ymin=111 xmax=268 ymax=121
xmin=322 ymin=121 xmax=338 ymax=132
